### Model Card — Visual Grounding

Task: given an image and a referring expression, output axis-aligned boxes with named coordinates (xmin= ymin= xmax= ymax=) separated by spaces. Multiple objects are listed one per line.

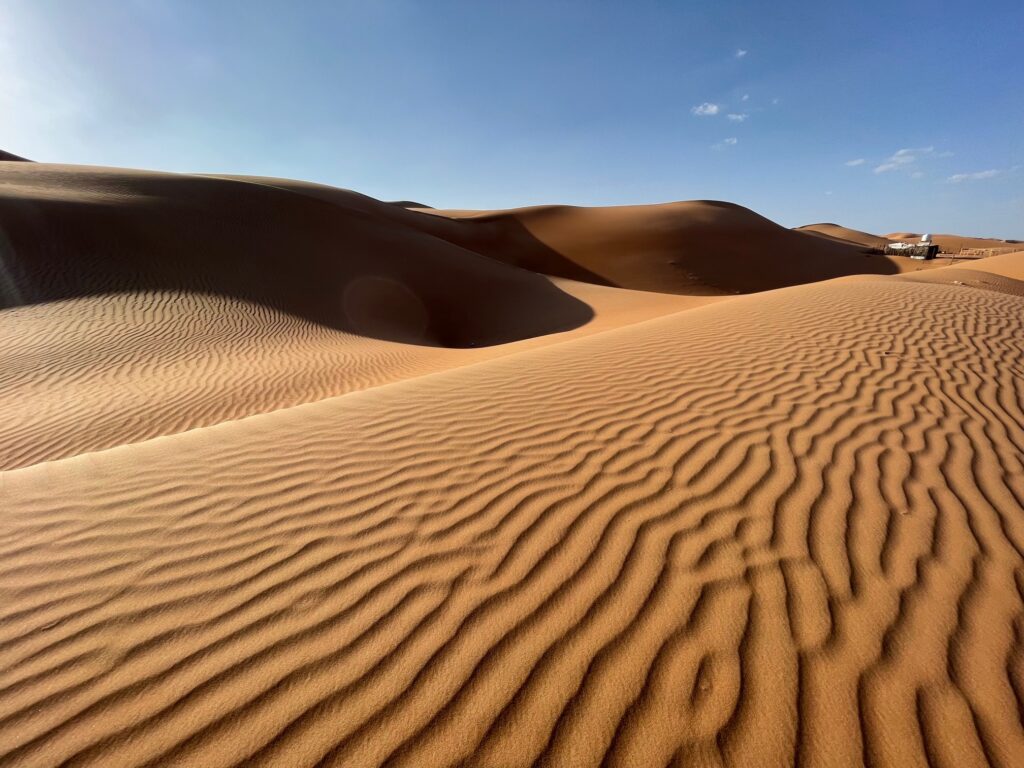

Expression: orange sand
xmin=1 ymin=160 xmax=1022 ymax=767
xmin=795 ymin=222 xmax=894 ymax=250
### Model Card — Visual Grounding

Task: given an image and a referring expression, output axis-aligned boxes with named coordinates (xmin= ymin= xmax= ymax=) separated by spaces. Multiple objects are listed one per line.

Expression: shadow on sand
xmin=0 ymin=171 xmax=594 ymax=348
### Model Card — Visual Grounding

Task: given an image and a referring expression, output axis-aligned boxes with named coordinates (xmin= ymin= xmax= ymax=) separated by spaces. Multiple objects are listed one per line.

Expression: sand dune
xmin=0 ymin=164 xmax=712 ymax=469
xmin=0 ymin=150 xmax=29 ymax=162
xmin=211 ymin=178 xmax=922 ymax=294
xmin=0 ymin=163 xmax=593 ymax=346
xmin=795 ymin=222 xmax=893 ymax=250
xmin=416 ymin=201 xmax=913 ymax=295
xmin=0 ymin=164 xmax=936 ymax=470
xmin=1 ymin=160 xmax=1023 ymax=767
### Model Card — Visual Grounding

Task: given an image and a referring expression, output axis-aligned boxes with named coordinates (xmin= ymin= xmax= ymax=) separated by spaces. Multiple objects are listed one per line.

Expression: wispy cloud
xmin=893 ymin=146 xmax=934 ymax=161
xmin=735 ymin=49 xmax=748 ymax=58
xmin=844 ymin=158 xmax=865 ymax=167
xmin=873 ymin=146 xmax=934 ymax=174
xmin=712 ymin=137 xmax=738 ymax=150
xmin=691 ymin=102 xmax=720 ymax=116
xmin=726 ymin=113 xmax=748 ymax=122
xmin=948 ymin=169 xmax=1001 ymax=182
xmin=741 ymin=94 xmax=749 ymax=102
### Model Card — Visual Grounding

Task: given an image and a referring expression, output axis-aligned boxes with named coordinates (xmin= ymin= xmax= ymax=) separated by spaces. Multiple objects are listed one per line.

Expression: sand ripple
xmin=1 ymin=272 xmax=1023 ymax=766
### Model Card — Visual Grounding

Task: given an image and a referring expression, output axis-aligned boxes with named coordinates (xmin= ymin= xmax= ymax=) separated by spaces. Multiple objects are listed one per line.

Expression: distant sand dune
xmin=417 ymin=201 xmax=909 ymax=295
xmin=795 ymin=222 xmax=893 ymax=250
xmin=210 ymin=177 xmax=921 ymax=294
xmin=1 ymin=160 xmax=1022 ymax=767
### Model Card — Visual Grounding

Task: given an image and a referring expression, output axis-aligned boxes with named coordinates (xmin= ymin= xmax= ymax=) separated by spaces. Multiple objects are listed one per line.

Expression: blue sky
xmin=2 ymin=0 xmax=1022 ymax=237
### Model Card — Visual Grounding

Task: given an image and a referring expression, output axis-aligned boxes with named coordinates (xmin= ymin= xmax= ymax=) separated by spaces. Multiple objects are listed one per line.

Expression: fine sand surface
xmin=795 ymin=223 xmax=894 ymax=251
xmin=2 ymin=159 xmax=1023 ymax=767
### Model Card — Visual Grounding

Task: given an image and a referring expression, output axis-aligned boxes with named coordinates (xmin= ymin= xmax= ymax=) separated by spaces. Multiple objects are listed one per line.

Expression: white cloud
xmin=712 ymin=137 xmax=739 ymax=150
xmin=741 ymin=94 xmax=750 ymax=101
xmin=691 ymin=102 xmax=720 ymax=116
xmin=874 ymin=146 xmax=935 ymax=174
xmin=845 ymin=158 xmax=865 ymax=167
xmin=735 ymin=49 xmax=748 ymax=58
xmin=948 ymin=169 xmax=1001 ymax=182
xmin=724 ymin=137 xmax=738 ymax=145
xmin=726 ymin=113 xmax=748 ymax=122
xmin=891 ymin=146 xmax=934 ymax=163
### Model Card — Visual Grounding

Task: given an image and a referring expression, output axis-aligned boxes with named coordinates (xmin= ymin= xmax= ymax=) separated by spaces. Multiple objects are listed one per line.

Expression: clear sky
xmin=2 ymin=0 xmax=1022 ymax=237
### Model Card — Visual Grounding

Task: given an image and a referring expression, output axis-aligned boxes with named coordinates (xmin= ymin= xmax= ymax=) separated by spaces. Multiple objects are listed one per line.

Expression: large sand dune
xmin=212 ymin=178 xmax=916 ymax=294
xmin=1 ymin=159 xmax=1022 ymax=767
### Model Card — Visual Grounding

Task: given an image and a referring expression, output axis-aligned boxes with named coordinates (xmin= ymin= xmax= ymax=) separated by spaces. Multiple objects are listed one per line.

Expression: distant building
xmin=885 ymin=236 xmax=939 ymax=260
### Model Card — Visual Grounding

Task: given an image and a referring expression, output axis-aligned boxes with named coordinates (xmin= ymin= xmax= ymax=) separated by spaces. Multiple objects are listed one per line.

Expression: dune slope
xmin=0 ymin=164 xmax=718 ymax=469
xmin=1 ymin=257 xmax=1023 ymax=766
xmin=211 ymin=179 xmax=918 ymax=295
xmin=0 ymin=163 xmax=592 ymax=346
xmin=795 ymin=222 xmax=893 ymax=250
xmin=1 ymin=164 xmax=945 ymax=471
xmin=415 ymin=201 xmax=911 ymax=294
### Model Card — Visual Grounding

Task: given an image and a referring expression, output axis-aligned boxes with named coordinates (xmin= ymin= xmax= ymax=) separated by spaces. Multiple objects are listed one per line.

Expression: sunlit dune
xmin=1 ymin=159 xmax=1022 ymax=767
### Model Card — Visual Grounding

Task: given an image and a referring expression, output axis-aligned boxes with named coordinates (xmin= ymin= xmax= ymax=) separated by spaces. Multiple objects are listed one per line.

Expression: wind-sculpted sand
xmin=795 ymin=223 xmax=894 ymax=251
xmin=0 ymin=163 xmax=702 ymax=469
xmin=1 ymin=159 xmax=1022 ymax=767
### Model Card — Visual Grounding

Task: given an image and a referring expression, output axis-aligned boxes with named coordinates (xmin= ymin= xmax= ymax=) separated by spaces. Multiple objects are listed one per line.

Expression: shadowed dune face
xmin=0 ymin=151 xmax=29 ymax=162
xmin=216 ymin=176 xmax=618 ymax=288
xmin=0 ymin=164 xmax=592 ymax=347
xmin=414 ymin=201 xmax=904 ymax=294
xmin=213 ymin=180 xmax=908 ymax=295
